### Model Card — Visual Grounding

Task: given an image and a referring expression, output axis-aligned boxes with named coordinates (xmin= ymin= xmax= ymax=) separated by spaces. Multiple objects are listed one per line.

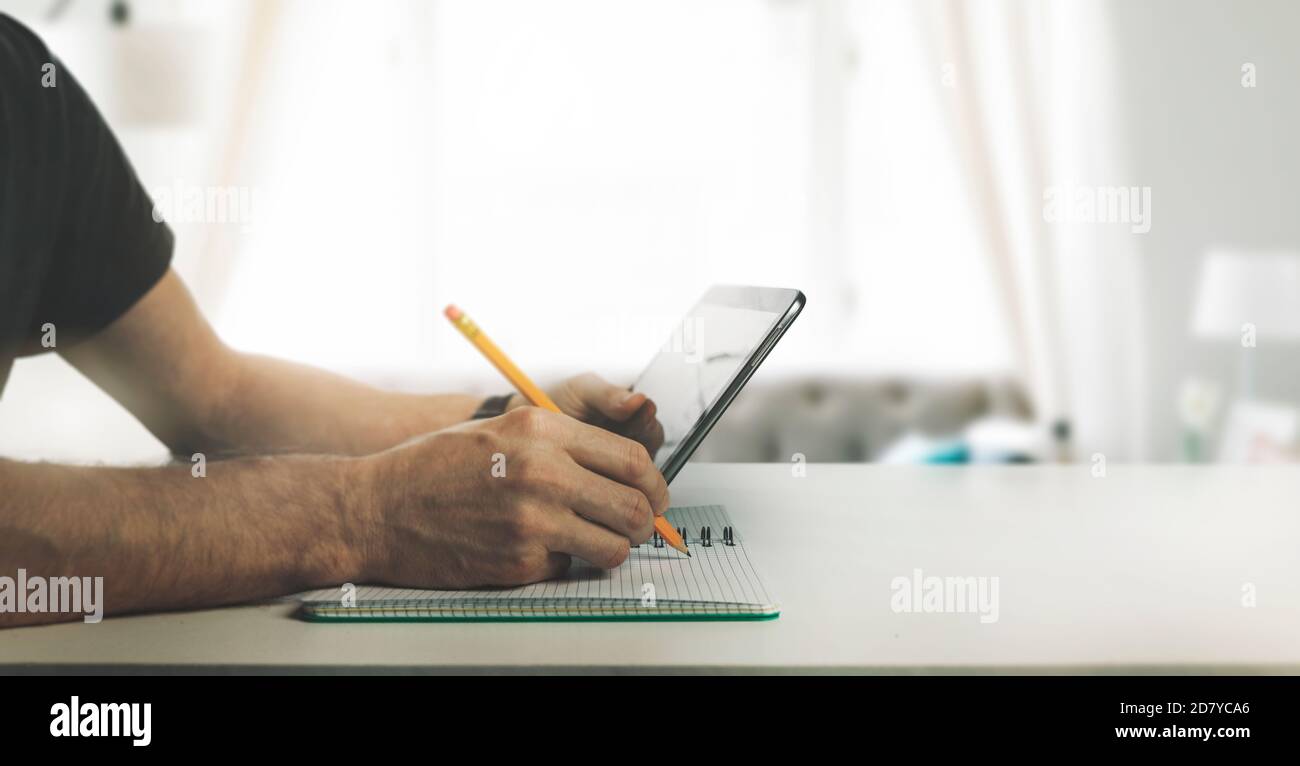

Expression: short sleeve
xmin=30 ymin=49 xmax=174 ymax=347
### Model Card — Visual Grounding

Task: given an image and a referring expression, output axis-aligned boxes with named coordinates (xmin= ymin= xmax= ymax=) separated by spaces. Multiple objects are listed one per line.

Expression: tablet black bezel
xmin=635 ymin=285 xmax=805 ymax=484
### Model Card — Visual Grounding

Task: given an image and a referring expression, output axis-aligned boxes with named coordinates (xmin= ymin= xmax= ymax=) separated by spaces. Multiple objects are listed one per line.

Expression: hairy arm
xmin=0 ymin=454 xmax=365 ymax=628
xmin=0 ymin=407 xmax=667 ymax=628
xmin=60 ymin=269 xmax=479 ymax=458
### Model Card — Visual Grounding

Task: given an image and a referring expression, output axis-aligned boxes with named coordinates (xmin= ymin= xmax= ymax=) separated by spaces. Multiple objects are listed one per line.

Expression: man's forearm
xmin=60 ymin=271 xmax=479 ymax=459
xmin=0 ymin=455 xmax=368 ymax=627
xmin=202 ymin=351 xmax=479 ymax=457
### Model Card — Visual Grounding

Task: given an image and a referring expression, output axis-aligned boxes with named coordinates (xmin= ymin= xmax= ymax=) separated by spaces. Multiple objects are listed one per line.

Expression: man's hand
xmin=355 ymin=406 xmax=670 ymax=588
xmin=507 ymin=372 xmax=665 ymax=458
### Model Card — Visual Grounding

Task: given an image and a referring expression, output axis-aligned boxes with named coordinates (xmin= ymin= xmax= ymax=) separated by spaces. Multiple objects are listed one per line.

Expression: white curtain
xmin=921 ymin=0 xmax=1150 ymax=459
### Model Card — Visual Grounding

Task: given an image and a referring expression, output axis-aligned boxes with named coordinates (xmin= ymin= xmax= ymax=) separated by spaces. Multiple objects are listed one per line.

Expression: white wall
xmin=1107 ymin=0 xmax=1300 ymax=459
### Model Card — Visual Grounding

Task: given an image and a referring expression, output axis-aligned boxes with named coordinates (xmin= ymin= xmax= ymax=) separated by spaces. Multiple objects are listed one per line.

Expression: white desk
xmin=3 ymin=464 xmax=1298 ymax=674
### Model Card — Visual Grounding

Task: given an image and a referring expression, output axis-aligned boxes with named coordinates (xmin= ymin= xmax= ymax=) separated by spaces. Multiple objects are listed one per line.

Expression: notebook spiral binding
xmin=646 ymin=525 xmax=737 ymax=549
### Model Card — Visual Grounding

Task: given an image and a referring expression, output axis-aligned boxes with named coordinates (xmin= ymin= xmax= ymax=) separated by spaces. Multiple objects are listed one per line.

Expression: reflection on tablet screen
xmin=633 ymin=301 xmax=784 ymax=470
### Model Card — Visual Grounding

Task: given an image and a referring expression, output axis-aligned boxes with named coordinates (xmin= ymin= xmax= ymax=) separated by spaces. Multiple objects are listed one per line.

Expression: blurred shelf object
xmin=1217 ymin=401 xmax=1298 ymax=464
xmin=1177 ymin=377 xmax=1223 ymax=462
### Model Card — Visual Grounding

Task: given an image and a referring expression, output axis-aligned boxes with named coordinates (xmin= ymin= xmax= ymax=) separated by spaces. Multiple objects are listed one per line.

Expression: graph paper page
xmin=300 ymin=506 xmax=774 ymax=612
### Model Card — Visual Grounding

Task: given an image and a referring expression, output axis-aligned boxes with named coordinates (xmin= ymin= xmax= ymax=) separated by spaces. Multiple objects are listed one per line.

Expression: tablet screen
xmin=633 ymin=287 xmax=799 ymax=472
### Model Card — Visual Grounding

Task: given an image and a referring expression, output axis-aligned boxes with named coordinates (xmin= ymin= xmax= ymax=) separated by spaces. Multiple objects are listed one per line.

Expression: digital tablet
xmin=633 ymin=285 xmax=805 ymax=483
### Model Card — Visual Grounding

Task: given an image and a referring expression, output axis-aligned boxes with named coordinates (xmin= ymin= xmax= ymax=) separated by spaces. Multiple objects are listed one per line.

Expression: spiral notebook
xmin=298 ymin=505 xmax=778 ymax=621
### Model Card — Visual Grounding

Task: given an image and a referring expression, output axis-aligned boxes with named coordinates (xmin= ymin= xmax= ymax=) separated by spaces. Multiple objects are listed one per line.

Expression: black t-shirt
xmin=0 ymin=14 xmax=173 ymax=395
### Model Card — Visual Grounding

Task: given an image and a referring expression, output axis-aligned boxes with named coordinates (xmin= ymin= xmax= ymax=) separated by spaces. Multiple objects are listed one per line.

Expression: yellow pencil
xmin=444 ymin=305 xmax=690 ymax=557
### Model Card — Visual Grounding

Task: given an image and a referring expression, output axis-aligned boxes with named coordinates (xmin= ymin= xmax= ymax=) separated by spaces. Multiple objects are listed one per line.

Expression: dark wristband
xmin=472 ymin=394 xmax=515 ymax=420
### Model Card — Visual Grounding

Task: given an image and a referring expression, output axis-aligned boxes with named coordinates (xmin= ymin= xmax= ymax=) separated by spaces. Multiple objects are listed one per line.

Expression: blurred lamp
xmin=1191 ymin=251 xmax=1300 ymax=398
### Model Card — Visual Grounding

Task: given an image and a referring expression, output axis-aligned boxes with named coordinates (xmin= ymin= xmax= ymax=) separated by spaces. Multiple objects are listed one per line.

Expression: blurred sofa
xmin=688 ymin=376 xmax=1033 ymax=463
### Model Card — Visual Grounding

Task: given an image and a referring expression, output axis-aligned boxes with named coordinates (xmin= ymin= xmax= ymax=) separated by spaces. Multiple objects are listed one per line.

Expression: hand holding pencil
xmin=445 ymin=305 xmax=687 ymax=557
